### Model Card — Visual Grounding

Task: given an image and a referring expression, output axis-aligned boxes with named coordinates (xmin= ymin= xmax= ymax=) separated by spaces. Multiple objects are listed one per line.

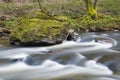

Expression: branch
xmin=37 ymin=0 xmax=53 ymax=17
xmin=37 ymin=0 xmax=44 ymax=12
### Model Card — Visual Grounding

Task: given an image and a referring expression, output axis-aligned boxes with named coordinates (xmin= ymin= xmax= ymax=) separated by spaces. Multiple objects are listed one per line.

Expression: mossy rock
xmin=9 ymin=18 xmax=68 ymax=44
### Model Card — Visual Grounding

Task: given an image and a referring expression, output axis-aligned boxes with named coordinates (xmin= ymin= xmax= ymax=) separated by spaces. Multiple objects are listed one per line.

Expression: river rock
xmin=9 ymin=18 xmax=68 ymax=46
xmin=18 ymin=38 xmax=62 ymax=46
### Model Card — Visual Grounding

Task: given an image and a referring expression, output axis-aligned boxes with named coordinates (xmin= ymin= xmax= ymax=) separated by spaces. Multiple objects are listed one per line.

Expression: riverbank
xmin=0 ymin=0 xmax=120 ymax=46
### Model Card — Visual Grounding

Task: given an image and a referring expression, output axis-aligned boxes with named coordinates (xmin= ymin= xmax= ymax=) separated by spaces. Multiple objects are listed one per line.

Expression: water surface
xmin=0 ymin=31 xmax=120 ymax=80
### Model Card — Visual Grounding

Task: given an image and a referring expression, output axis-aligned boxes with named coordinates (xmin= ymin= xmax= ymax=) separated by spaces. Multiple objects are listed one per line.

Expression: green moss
xmin=68 ymin=16 xmax=120 ymax=31
xmin=9 ymin=18 xmax=67 ymax=42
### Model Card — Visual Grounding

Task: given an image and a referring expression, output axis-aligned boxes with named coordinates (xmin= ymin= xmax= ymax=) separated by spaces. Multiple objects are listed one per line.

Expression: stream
xmin=0 ymin=31 xmax=120 ymax=80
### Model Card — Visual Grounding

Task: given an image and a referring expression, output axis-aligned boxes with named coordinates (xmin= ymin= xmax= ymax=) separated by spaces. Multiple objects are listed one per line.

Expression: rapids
xmin=0 ymin=32 xmax=120 ymax=80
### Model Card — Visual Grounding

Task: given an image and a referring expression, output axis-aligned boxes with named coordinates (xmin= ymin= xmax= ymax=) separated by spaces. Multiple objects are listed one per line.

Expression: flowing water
xmin=0 ymin=32 xmax=120 ymax=80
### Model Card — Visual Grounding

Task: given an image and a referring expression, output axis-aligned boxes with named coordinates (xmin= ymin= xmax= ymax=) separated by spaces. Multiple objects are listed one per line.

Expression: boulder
xmin=9 ymin=18 xmax=68 ymax=46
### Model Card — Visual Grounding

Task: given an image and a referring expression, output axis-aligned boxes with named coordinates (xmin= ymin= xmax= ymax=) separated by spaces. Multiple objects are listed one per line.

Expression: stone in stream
xmin=103 ymin=61 xmax=118 ymax=73
xmin=9 ymin=18 xmax=69 ymax=46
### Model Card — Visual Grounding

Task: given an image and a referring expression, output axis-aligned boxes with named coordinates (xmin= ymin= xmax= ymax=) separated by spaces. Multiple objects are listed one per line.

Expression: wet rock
xmin=24 ymin=54 xmax=51 ymax=65
xmin=0 ymin=16 xmax=6 ymax=21
xmin=0 ymin=28 xmax=3 ymax=37
xmin=2 ymin=28 xmax=11 ymax=34
xmin=0 ymin=27 xmax=11 ymax=38
xmin=8 ymin=18 xmax=67 ymax=46
xmin=9 ymin=36 xmax=63 ymax=46
xmin=103 ymin=61 xmax=118 ymax=73
xmin=88 ymin=27 xmax=96 ymax=32
xmin=20 ymin=38 xmax=63 ymax=46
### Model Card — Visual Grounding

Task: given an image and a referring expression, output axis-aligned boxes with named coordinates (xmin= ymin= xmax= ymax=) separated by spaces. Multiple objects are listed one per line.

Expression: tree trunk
xmin=93 ymin=0 xmax=97 ymax=9
xmin=84 ymin=0 xmax=98 ymax=20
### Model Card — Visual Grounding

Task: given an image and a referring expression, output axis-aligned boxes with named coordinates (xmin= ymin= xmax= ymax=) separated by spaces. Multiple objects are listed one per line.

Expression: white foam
xmin=0 ymin=60 xmax=113 ymax=80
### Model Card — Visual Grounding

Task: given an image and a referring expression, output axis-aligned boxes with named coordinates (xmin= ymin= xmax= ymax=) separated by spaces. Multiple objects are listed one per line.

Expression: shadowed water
xmin=0 ymin=32 xmax=120 ymax=80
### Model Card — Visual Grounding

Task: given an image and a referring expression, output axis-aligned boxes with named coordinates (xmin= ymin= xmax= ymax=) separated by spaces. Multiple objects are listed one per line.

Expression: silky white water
xmin=0 ymin=32 xmax=120 ymax=80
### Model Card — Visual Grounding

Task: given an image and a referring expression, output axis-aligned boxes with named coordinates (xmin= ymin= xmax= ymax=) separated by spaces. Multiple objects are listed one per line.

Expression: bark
xmin=93 ymin=0 xmax=97 ymax=9
xmin=84 ymin=0 xmax=98 ymax=20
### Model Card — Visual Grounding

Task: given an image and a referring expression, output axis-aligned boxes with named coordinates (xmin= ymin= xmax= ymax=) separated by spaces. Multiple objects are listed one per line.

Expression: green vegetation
xmin=9 ymin=18 xmax=68 ymax=43
xmin=84 ymin=0 xmax=98 ymax=20
xmin=0 ymin=0 xmax=120 ymax=44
